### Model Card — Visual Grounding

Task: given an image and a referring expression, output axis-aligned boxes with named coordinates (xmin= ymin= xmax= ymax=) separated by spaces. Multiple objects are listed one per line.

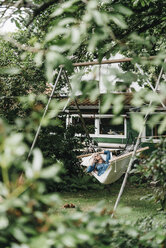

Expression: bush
xmin=0 ymin=108 xmax=165 ymax=248
xmin=36 ymin=123 xmax=96 ymax=192
xmin=133 ymin=138 xmax=166 ymax=210
xmin=0 ymin=98 xmax=165 ymax=247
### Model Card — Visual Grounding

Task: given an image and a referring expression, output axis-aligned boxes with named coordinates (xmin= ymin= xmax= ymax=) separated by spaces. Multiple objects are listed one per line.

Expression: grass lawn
xmin=59 ymin=181 xmax=166 ymax=226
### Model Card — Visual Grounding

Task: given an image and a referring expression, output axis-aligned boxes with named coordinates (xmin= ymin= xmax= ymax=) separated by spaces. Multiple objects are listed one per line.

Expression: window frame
xmin=67 ymin=114 xmax=127 ymax=138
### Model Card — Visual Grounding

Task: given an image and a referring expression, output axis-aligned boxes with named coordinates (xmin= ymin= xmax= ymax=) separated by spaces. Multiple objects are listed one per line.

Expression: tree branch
xmin=1 ymin=33 xmax=44 ymax=53
xmin=124 ymin=17 xmax=164 ymax=38
xmin=26 ymin=0 xmax=62 ymax=27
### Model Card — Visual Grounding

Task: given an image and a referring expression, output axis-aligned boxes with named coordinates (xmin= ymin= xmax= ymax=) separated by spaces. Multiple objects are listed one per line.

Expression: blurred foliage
xmin=0 ymin=0 xmax=166 ymax=129
xmin=0 ymin=38 xmax=46 ymax=121
xmin=36 ymin=123 xmax=89 ymax=192
xmin=132 ymin=138 xmax=166 ymax=210
xmin=0 ymin=0 xmax=166 ymax=246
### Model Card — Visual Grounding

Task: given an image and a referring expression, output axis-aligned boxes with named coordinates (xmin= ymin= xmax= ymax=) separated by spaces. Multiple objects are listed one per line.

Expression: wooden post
xmin=73 ymin=56 xmax=156 ymax=67
xmin=27 ymin=67 xmax=63 ymax=159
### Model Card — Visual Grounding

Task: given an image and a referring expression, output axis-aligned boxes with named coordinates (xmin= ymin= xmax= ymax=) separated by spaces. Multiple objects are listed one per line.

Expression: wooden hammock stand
xmin=27 ymin=55 xmax=165 ymax=216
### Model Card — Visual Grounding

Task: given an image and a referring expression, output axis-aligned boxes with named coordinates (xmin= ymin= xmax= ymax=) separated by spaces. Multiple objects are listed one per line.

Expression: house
xmin=61 ymin=92 xmax=166 ymax=150
xmin=45 ymin=57 xmax=165 ymax=151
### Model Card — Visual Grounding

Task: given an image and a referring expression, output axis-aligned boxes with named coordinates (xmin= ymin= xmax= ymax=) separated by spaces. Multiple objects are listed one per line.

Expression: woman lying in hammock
xmin=86 ymin=150 xmax=111 ymax=176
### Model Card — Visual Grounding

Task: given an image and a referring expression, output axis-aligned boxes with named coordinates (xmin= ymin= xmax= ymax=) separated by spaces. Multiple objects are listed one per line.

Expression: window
xmin=68 ymin=114 xmax=126 ymax=138
xmin=100 ymin=118 xmax=124 ymax=135
xmin=72 ymin=116 xmax=95 ymax=134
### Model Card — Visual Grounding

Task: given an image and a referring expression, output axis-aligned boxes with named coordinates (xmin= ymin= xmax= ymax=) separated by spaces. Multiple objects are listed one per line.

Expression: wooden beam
xmin=77 ymin=151 xmax=103 ymax=159
xmin=77 ymin=146 xmax=149 ymax=159
xmin=109 ymin=146 xmax=149 ymax=163
xmin=73 ymin=56 xmax=156 ymax=67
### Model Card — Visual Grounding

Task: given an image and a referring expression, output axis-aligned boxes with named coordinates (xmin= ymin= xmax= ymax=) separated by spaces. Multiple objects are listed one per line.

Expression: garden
xmin=0 ymin=0 xmax=166 ymax=247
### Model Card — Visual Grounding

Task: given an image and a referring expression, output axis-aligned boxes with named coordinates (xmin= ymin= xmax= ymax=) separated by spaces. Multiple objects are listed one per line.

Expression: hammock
xmin=80 ymin=147 xmax=149 ymax=184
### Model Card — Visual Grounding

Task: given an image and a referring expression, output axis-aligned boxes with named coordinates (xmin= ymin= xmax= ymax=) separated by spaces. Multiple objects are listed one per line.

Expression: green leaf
xmin=158 ymin=117 xmax=166 ymax=134
xmin=0 ymin=182 xmax=9 ymax=198
xmin=58 ymin=17 xmax=76 ymax=27
xmin=11 ymin=244 xmax=29 ymax=248
xmin=15 ymin=20 xmax=21 ymax=29
xmin=148 ymin=114 xmax=162 ymax=128
xmin=71 ymin=27 xmax=81 ymax=43
xmin=112 ymin=116 xmax=123 ymax=125
xmin=32 ymin=149 xmax=43 ymax=173
xmin=141 ymin=0 xmax=145 ymax=7
xmin=88 ymin=34 xmax=100 ymax=52
xmin=40 ymin=194 xmax=62 ymax=207
xmin=133 ymin=0 xmax=139 ymax=6
xmin=30 ymin=236 xmax=50 ymax=248
xmin=88 ymin=0 xmax=98 ymax=9
xmin=34 ymin=51 xmax=44 ymax=67
xmin=131 ymin=113 xmax=144 ymax=133
xmin=45 ymin=52 xmax=65 ymax=82
xmin=110 ymin=14 xmax=127 ymax=29
xmin=0 ymin=67 xmax=21 ymax=75
xmin=0 ymin=216 xmax=9 ymax=229
xmin=141 ymin=231 xmax=155 ymax=241
xmin=126 ymin=228 xmax=138 ymax=238
xmin=51 ymin=0 xmax=79 ymax=17
xmin=156 ymin=232 xmax=166 ymax=244
xmin=77 ymin=230 xmax=90 ymax=241
xmin=115 ymin=5 xmax=133 ymax=16
xmin=62 ymin=234 xmax=76 ymax=247
xmin=145 ymin=92 xmax=160 ymax=103
xmin=92 ymin=11 xmax=104 ymax=26
xmin=129 ymin=33 xmax=145 ymax=43
xmin=25 ymin=165 xmax=33 ymax=179
xmin=113 ymin=95 xmax=124 ymax=114
xmin=40 ymin=164 xmax=61 ymax=179
xmin=45 ymin=27 xmax=67 ymax=42
xmin=12 ymin=227 xmax=27 ymax=243
xmin=101 ymin=94 xmax=113 ymax=113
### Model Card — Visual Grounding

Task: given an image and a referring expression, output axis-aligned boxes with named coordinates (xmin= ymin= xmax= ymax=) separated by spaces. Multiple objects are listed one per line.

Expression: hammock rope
xmin=114 ymin=159 xmax=116 ymax=173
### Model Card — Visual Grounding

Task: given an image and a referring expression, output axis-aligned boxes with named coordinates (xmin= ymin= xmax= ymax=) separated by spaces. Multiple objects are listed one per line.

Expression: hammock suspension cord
xmin=114 ymin=159 xmax=117 ymax=173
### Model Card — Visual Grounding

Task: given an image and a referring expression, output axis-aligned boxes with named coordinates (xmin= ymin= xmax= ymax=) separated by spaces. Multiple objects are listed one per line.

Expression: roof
xmin=47 ymin=88 xmax=165 ymax=111
xmin=69 ymin=92 xmax=132 ymax=107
